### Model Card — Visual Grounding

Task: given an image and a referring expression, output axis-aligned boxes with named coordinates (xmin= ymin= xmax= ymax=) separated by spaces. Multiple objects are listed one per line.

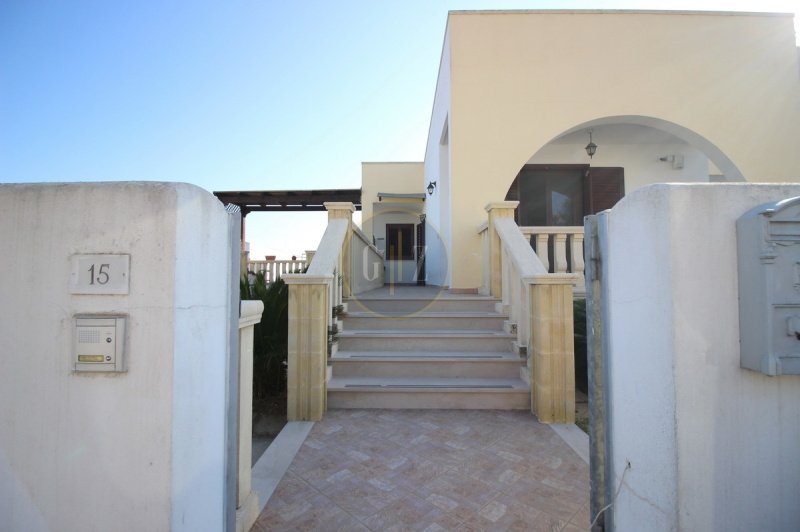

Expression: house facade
xmin=361 ymin=10 xmax=800 ymax=290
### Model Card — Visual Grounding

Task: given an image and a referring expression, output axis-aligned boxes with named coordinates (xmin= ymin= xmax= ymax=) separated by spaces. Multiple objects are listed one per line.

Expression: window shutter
xmin=585 ymin=167 xmax=624 ymax=215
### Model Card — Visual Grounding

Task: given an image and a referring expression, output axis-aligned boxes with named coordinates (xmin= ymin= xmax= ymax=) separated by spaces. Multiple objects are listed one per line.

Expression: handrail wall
xmin=306 ymin=218 xmax=349 ymax=276
xmin=482 ymin=202 xmax=578 ymax=424
xmin=351 ymin=225 xmax=384 ymax=295
xmin=282 ymin=202 xmax=384 ymax=421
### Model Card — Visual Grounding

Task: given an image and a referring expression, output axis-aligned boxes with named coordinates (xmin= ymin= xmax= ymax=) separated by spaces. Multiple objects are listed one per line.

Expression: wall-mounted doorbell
xmin=73 ymin=315 xmax=127 ymax=372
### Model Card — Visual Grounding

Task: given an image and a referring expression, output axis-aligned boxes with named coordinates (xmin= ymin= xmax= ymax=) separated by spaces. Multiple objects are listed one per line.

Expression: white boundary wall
xmin=602 ymin=183 xmax=800 ymax=531
xmin=0 ymin=183 xmax=232 ymax=532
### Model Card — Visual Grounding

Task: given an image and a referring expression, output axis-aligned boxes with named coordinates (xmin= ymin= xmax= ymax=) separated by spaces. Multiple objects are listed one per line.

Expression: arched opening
xmin=505 ymin=116 xmax=746 ymax=226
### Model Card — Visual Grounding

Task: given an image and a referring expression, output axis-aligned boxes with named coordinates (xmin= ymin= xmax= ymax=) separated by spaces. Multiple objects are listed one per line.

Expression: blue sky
xmin=2 ymin=1 xmax=797 ymax=259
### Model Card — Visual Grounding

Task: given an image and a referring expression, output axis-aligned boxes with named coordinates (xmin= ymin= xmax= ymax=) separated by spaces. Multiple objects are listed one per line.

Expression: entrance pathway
xmin=251 ymin=409 xmax=589 ymax=531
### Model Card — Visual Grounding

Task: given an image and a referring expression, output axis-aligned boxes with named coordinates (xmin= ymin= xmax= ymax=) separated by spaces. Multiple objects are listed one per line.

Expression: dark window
xmin=507 ymin=164 xmax=624 ymax=225
xmin=386 ymin=224 xmax=414 ymax=260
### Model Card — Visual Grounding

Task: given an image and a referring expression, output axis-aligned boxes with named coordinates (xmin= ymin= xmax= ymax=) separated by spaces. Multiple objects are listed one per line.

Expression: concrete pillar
xmin=284 ymin=274 xmax=332 ymax=421
xmin=485 ymin=201 xmax=519 ymax=298
xmin=236 ymin=300 xmax=263 ymax=532
xmin=529 ymin=277 xmax=576 ymax=423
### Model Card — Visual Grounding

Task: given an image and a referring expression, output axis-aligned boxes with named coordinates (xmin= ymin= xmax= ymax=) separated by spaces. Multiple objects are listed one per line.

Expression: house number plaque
xmin=69 ymin=254 xmax=130 ymax=295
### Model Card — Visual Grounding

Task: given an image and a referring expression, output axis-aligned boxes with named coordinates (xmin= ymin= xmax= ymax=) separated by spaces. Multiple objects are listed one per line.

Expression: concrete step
xmin=336 ymin=329 xmax=516 ymax=353
xmin=327 ymin=376 xmax=530 ymax=410
xmin=344 ymin=296 xmax=499 ymax=313
xmin=331 ymin=351 xmax=524 ymax=378
xmin=342 ymin=311 xmax=507 ymax=331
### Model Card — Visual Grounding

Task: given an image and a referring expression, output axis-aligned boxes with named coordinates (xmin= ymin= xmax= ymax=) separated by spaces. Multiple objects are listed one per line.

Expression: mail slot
xmin=737 ymin=196 xmax=800 ymax=375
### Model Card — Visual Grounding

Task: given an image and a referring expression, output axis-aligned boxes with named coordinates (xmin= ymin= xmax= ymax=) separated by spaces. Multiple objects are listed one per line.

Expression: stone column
xmin=284 ymin=274 xmax=333 ymax=421
xmin=528 ymin=275 xmax=576 ymax=423
xmin=305 ymin=249 xmax=316 ymax=269
xmin=485 ymin=201 xmax=519 ymax=298
xmin=324 ymin=202 xmax=355 ymax=298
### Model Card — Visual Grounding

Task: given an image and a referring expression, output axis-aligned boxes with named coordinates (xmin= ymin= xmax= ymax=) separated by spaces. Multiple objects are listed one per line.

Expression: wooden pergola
xmin=213 ymin=188 xmax=362 ymax=252
xmin=213 ymin=188 xmax=362 ymax=215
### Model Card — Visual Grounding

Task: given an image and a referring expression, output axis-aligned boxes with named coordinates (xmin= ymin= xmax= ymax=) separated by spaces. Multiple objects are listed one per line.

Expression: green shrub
xmin=241 ymin=272 xmax=288 ymax=399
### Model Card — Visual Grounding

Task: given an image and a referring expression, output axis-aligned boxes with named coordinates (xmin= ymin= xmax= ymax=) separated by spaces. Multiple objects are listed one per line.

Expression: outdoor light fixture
xmin=427 ymin=181 xmax=437 ymax=195
xmin=585 ymin=129 xmax=597 ymax=159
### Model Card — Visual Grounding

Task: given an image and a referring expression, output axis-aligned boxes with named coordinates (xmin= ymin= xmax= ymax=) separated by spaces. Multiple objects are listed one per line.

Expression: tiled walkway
xmin=251 ymin=409 xmax=590 ymax=531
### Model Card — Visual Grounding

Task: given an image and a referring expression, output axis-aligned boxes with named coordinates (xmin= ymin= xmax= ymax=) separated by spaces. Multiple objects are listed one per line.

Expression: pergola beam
xmin=213 ymin=188 xmax=362 ymax=212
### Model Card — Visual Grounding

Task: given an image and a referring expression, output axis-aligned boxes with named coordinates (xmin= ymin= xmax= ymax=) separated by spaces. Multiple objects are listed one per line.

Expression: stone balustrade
xmin=519 ymin=226 xmax=585 ymax=294
xmin=479 ymin=202 xmax=578 ymax=424
xmin=283 ymin=203 xmax=383 ymax=422
xmin=248 ymin=258 xmax=307 ymax=283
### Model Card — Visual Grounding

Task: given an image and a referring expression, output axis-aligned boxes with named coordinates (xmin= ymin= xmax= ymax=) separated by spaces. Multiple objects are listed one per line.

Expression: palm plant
xmin=241 ymin=272 xmax=289 ymax=399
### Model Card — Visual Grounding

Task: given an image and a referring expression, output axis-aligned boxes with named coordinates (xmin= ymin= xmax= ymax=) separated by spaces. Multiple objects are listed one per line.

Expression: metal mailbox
xmin=737 ymin=196 xmax=800 ymax=376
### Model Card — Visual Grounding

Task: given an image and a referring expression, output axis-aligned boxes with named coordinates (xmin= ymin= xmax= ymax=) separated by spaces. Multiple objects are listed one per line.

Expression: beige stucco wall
xmin=361 ymin=162 xmax=424 ymax=240
xmin=440 ymin=10 xmax=800 ymax=289
xmin=361 ymin=163 xmax=425 ymax=285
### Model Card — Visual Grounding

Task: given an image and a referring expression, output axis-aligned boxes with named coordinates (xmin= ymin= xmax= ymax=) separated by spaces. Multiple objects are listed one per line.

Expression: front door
xmin=385 ymin=223 xmax=415 ymax=284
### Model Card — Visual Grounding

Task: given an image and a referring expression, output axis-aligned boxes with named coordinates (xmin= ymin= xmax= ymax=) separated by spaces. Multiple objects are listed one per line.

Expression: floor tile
xmin=251 ymin=409 xmax=589 ymax=532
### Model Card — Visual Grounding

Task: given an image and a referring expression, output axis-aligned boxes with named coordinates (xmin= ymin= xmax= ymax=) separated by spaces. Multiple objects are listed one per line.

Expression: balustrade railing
xmin=480 ymin=202 xmax=578 ymax=424
xmin=519 ymin=226 xmax=585 ymax=293
xmin=283 ymin=202 xmax=383 ymax=421
xmin=248 ymin=259 xmax=307 ymax=283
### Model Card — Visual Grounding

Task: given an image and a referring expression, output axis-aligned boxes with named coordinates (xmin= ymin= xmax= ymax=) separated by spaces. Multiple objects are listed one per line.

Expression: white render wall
xmin=0 ymin=183 xmax=232 ymax=532
xmin=423 ymin=25 xmax=452 ymax=288
xmin=529 ymin=124 xmax=716 ymax=189
xmin=602 ymin=183 xmax=800 ymax=531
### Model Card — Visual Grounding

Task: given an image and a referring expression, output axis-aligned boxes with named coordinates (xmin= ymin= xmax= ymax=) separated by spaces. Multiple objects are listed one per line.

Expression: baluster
xmin=570 ymin=233 xmax=585 ymax=275
xmin=535 ymin=234 xmax=549 ymax=271
xmin=554 ymin=234 xmax=568 ymax=273
xmin=267 ymin=261 xmax=275 ymax=284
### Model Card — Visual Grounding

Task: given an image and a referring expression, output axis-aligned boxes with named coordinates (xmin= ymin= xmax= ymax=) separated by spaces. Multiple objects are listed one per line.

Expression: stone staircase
xmin=327 ymin=286 xmax=530 ymax=409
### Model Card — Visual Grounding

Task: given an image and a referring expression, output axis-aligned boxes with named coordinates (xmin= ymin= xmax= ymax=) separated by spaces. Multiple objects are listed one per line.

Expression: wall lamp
xmin=427 ymin=181 xmax=437 ymax=195
xmin=585 ymin=129 xmax=597 ymax=159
